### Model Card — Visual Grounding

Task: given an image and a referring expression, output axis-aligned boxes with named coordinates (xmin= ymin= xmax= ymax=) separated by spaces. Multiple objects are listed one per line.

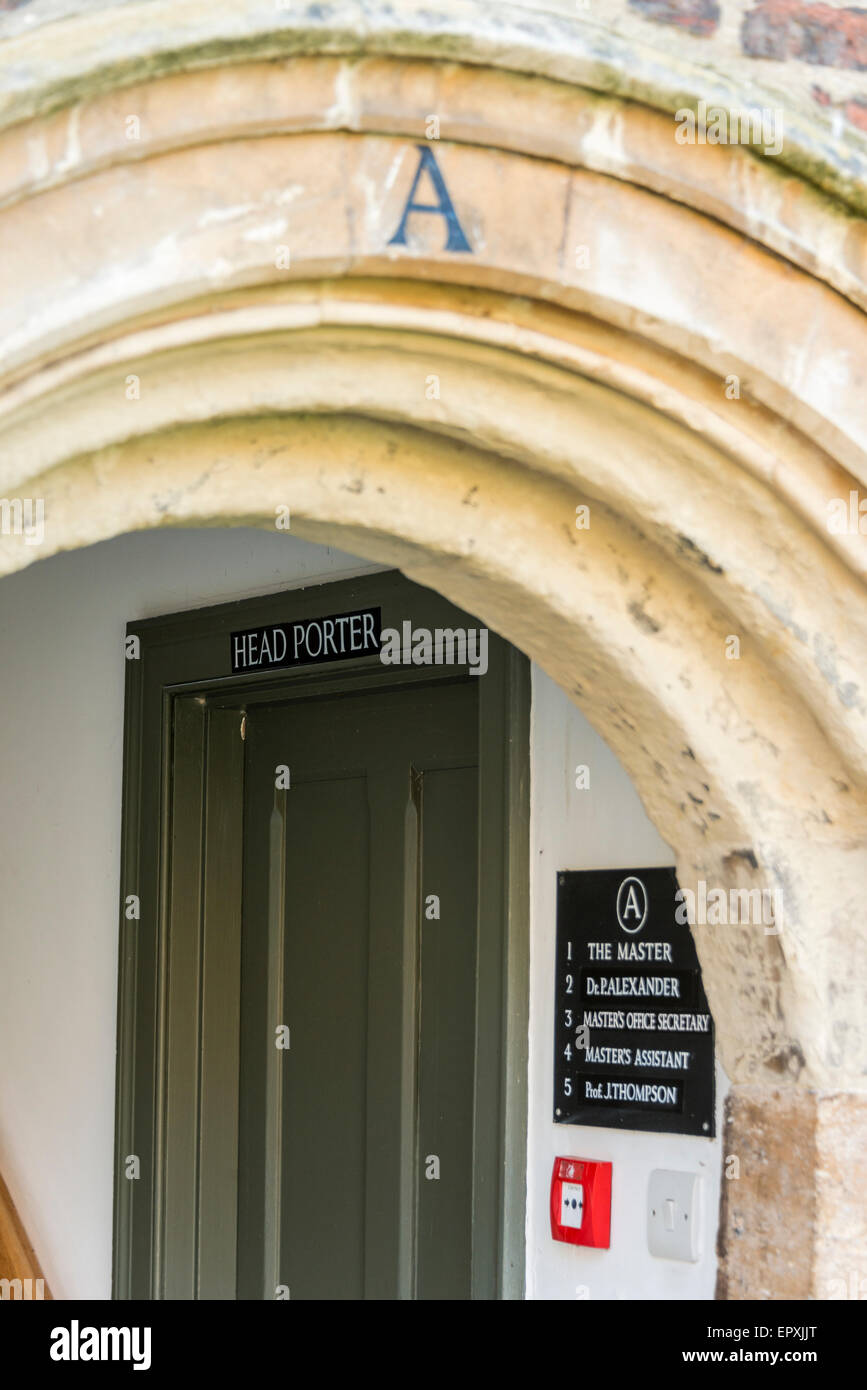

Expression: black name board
xmin=231 ymin=607 xmax=381 ymax=673
xmin=554 ymin=867 xmax=715 ymax=1136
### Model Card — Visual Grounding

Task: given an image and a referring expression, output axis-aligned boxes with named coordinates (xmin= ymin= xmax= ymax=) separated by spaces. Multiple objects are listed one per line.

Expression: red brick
xmin=810 ymin=83 xmax=867 ymax=130
xmin=845 ymin=96 xmax=867 ymax=129
xmin=742 ymin=1 xmax=867 ymax=69
xmin=629 ymin=0 xmax=720 ymax=37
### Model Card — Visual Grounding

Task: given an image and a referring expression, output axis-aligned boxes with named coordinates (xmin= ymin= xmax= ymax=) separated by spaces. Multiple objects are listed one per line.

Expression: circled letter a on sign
xmin=617 ymin=876 xmax=648 ymax=934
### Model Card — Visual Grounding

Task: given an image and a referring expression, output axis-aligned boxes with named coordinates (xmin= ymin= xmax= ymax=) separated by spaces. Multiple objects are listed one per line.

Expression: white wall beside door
xmin=527 ymin=668 xmax=727 ymax=1299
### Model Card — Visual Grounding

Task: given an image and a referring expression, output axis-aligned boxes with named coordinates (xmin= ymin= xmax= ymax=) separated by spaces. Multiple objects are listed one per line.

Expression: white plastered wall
xmin=527 ymin=669 xmax=728 ymax=1299
xmin=0 ymin=528 xmax=724 ymax=1299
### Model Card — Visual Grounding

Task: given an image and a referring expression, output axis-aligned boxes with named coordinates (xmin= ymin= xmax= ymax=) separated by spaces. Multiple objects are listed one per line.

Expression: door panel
xmin=416 ymin=765 xmax=478 ymax=1300
xmin=361 ymin=764 xmax=418 ymax=1300
xmin=161 ymin=698 xmax=205 ymax=1300
xmin=162 ymin=703 xmax=244 ymax=1300
xmin=197 ymin=709 xmax=245 ymax=1299
xmin=237 ymin=679 xmax=478 ymax=1299
xmin=280 ymin=774 xmax=370 ymax=1299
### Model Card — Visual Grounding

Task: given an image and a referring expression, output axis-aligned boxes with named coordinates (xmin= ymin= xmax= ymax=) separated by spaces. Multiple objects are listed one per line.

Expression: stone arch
xmin=0 ymin=3 xmax=864 ymax=1296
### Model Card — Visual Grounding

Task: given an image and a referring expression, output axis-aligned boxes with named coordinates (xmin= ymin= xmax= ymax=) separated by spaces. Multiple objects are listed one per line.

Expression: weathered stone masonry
xmin=0 ymin=0 xmax=864 ymax=1298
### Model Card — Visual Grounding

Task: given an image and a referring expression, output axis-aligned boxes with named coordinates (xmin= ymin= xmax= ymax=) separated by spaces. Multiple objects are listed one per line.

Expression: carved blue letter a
xmin=388 ymin=145 xmax=472 ymax=254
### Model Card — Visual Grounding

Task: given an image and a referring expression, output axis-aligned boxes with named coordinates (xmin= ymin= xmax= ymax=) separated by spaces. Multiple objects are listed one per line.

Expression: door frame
xmin=112 ymin=569 xmax=530 ymax=1299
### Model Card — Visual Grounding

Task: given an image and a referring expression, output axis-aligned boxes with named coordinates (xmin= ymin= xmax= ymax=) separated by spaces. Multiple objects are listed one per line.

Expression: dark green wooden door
xmin=115 ymin=571 xmax=529 ymax=1303
xmin=236 ymin=679 xmax=479 ymax=1299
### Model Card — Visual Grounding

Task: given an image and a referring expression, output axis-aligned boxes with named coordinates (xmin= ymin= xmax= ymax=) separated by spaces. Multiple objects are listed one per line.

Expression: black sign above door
xmin=230 ymin=606 xmax=381 ymax=673
xmin=553 ymin=867 xmax=715 ymax=1137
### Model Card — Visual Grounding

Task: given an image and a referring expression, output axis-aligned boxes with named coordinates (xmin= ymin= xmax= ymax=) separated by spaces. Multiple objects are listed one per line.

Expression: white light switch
xmin=560 ymin=1181 xmax=585 ymax=1230
xmin=647 ymin=1170 xmax=702 ymax=1262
